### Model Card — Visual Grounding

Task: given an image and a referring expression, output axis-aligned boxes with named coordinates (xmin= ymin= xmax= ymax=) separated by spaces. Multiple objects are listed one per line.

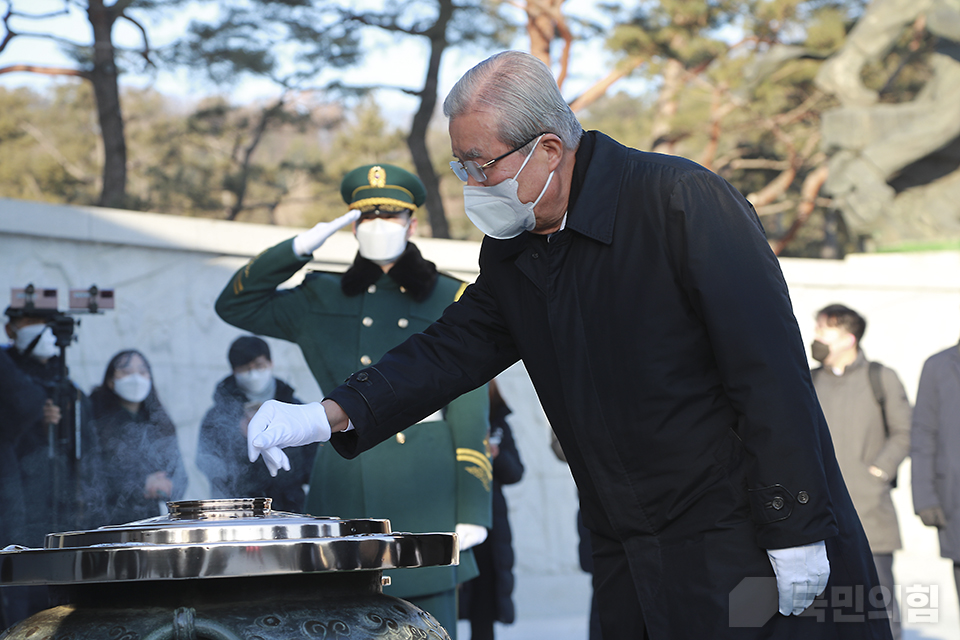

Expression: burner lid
xmin=0 ymin=498 xmax=458 ymax=585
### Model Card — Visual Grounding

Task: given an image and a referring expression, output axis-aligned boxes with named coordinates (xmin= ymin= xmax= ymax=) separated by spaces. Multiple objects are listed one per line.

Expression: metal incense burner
xmin=0 ymin=498 xmax=458 ymax=639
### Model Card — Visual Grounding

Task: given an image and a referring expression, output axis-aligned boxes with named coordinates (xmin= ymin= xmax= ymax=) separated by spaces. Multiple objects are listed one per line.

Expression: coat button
xmin=356 ymin=371 xmax=369 ymax=381
xmin=367 ymin=284 xmax=377 ymax=294
xmin=360 ymin=356 xmax=371 ymax=366
xmin=797 ymin=491 xmax=809 ymax=504
xmin=362 ymin=316 xmax=373 ymax=327
xmin=396 ymin=433 xmax=406 ymax=444
xmin=400 ymin=286 xmax=407 ymax=293
xmin=771 ymin=496 xmax=784 ymax=510
xmin=398 ymin=318 xmax=409 ymax=329
xmin=532 ymin=252 xmax=539 ymax=259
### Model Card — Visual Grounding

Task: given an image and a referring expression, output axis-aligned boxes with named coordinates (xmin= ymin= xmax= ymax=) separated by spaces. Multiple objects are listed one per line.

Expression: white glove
xmin=766 ymin=540 xmax=830 ymax=615
xmin=292 ymin=209 xmax=361 ymax=256
xmin=455 ymin=523 xmax=488 ymax=550
xmin=247 ymin=400 xmax=332 ymax=477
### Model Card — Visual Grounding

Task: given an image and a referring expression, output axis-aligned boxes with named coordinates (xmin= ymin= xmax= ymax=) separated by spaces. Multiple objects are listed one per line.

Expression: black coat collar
xmin=340 ymin=242 xmax=439 ymax=302
xmin=564 ymin=130 xmax=625 ymax=246
xmin=482 ymin=130 xmax=624 ymax=264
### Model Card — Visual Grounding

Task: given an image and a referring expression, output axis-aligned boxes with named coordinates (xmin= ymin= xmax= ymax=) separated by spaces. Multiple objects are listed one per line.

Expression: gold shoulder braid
xmin=457 ymin=447 xmax=493 ymax=492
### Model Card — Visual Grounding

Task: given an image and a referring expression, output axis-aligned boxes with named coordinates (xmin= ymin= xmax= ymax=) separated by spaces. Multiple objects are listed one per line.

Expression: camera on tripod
xmin=8 ymin=284 xmax=115 ymax=348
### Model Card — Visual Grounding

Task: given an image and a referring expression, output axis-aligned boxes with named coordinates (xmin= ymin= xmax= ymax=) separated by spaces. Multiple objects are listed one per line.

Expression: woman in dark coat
xmin=459 ymin=380 xmax=524 ymax=639
xmin=89 ymin=350 xmax=187 ymax=525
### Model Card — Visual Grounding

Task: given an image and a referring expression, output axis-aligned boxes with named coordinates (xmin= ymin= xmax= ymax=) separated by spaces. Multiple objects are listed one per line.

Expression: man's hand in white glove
xmin=455 ymin=523 xmax=488 ymax=551
xmin=247 ymin=400 xmax=332 ymax=477
xmin=766 ymin=540 xmax=830 ymax=615
xmin=293 ymin=209 xmax=361 ymax=257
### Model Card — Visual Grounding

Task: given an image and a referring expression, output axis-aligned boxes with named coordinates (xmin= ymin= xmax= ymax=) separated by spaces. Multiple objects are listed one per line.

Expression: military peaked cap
xmin=340 ymin=164 xmax=426 ymax=213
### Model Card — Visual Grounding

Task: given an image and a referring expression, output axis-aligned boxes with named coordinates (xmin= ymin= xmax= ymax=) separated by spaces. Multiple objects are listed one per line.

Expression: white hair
xmin=443 ymin=50 xmax=583 ymax=153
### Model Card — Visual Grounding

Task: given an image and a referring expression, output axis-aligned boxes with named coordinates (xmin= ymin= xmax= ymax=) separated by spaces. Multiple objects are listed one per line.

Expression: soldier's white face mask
xmin=356 ymin=218 xmax=409 ymax=265
xmin=113 ymin=373 xmax=152 ymax=404
xmin=462 ymin=135 xmax=553 ymax=240
xmin=15 ymin=323 xmax=59 ymax=360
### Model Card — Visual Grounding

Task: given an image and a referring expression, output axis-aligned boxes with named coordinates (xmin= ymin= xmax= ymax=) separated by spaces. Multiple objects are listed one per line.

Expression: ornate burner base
xmin=3 ymin=580 xmax=450 ymax=640
xmin=0 ymin=500 xmax=456 ymax=640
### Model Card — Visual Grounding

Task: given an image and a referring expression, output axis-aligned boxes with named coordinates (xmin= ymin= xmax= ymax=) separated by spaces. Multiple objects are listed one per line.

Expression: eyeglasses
xmin=449 ymin=132 xmax=551 ymax=183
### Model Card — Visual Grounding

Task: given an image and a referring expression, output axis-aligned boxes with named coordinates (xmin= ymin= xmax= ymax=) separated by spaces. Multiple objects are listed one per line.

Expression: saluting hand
xmin=292 ymin=209 xmax=361 ymax=257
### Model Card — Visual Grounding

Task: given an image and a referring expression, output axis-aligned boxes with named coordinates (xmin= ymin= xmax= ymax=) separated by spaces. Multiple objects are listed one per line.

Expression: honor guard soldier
xmin=215 ymin=164 xmax=492 ymax=639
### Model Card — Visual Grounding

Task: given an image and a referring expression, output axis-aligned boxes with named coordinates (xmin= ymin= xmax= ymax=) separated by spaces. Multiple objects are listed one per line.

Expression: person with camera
xmin=3 ymin=305 xmax=101 ymax=540
xmin=2 ymin=305 xmax=100 ymax=626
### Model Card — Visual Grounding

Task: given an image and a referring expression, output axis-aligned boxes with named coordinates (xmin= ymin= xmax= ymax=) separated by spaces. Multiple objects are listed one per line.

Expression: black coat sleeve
xmin=328 ymin=272 xmax=520 ymax=459
xmin=667 ymin=170 xmax=839 ymax=548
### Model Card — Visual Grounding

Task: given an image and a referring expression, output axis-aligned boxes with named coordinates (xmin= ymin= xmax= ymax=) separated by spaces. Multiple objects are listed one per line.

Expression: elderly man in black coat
xmin=245 ymin=51 xmax=890 ymax=639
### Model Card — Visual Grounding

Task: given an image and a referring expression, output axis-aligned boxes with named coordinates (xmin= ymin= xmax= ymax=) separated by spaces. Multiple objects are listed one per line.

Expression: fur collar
xmin=340 ymin=242 xmax=439 ymax=302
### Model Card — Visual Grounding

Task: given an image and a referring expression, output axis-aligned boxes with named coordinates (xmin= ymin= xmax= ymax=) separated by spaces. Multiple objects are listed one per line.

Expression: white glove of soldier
xmin=455 ymin=523 xmax=488 ymax=550
xmin=766 ymin=540 xmax=830 ymax=615
xmin=247 ymin=400 xmax=332 ymax=477
xmin=292 ymin=209 xmax=361 ymax=257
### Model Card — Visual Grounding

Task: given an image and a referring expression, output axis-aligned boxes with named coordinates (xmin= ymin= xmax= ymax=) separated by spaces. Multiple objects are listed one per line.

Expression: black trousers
xmin=590 ymin=532 xmax=650 ymax=639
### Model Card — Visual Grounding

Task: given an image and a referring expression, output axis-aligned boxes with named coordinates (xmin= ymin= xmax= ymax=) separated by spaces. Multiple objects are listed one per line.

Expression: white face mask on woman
xmin=113 ymin=373 xmax=152 ymax=404
xmin=15 ymin=323 xmax=59 ymax=360
xmin=462 ymin=135 xmax=554 ymax=240
xmin=356 ymin=218 xmax=410 ymax=265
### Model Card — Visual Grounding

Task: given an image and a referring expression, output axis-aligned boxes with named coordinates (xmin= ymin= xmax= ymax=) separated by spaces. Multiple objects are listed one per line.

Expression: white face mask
xmin=356 ymin=218 xmax=410 ymax=265
xmin=113 ymin=373 xmax=152 ymax=404
xmin=235 ymin=367 xmax=274 ymax=396
xmin=15 ymin=323 xmax=59 ymax=360
xmin=463 ymin=135 xmax=554 ymax=240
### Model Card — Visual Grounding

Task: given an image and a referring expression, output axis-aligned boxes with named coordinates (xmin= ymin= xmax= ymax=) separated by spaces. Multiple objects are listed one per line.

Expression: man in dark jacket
xmin=245 ymin=51 xmax=890 ymax=639
xmin=196 ymin=335 xmax=314 ymax=511
xmin=911 ymin=341 xmax=960 ymax=613
xmin=2 ymin=305 xmax=99 ymax=627
xmin=4 ymin=306 xmax=99 ymax=542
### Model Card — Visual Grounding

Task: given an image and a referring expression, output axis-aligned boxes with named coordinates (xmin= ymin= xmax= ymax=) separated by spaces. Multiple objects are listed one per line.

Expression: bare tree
xmin=171 ymin=0 xmax=512 ymax=238
xmin=0 ymin=1 xmax=181 ymax=208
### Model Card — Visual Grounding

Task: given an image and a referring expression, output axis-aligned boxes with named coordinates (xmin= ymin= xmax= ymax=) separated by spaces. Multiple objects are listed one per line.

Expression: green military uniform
xmin=215 ymin=165 xmax=492 ymax=638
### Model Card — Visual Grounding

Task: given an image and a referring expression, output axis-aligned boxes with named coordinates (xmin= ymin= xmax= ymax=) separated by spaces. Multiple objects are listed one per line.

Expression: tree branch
xmin=772 ymin=164 xmax=829 ymax=255
xmin=568 ymin=57 xmax=642 ymax=112
xmin=118 ymin=12 xmax=155 ymax=68
xmin=0 ymin=64 xmax=90 ymax=79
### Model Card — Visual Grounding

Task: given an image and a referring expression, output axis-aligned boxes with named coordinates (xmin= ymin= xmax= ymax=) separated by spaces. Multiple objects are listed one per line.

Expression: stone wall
xmin=2 ymin=197 xmax=959 ymax=590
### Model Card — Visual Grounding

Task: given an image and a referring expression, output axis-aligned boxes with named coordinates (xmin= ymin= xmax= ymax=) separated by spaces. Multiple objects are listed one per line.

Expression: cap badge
xmin=368 ymin=166 xmax=387 ymax=188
